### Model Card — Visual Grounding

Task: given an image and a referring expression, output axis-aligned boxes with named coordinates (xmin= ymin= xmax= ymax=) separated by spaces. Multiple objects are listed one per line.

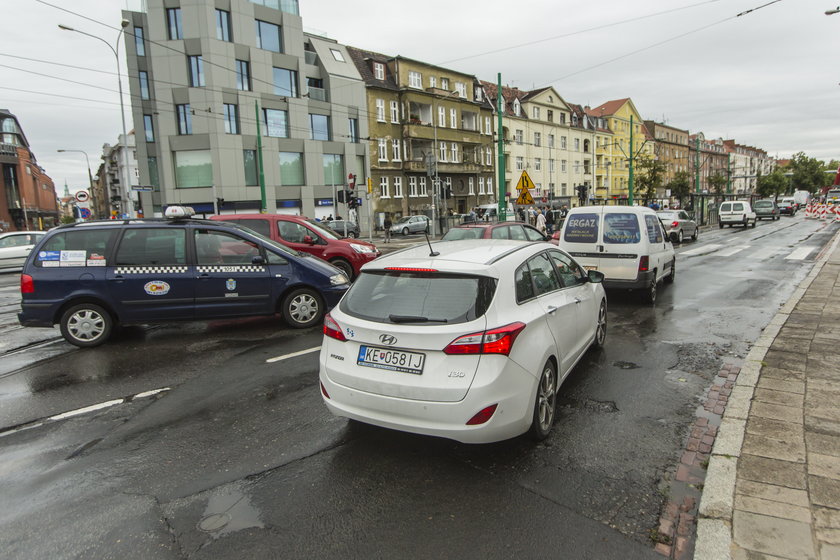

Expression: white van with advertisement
xmin=556 ymin=205 xmax=675 ymax=304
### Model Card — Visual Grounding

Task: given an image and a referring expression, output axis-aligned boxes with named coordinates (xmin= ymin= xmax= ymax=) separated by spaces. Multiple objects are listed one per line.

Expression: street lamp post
xmin=57 ymin=149 xmax=97 ymax=218
xmin=59 ymin=19 xmax=133 ymax=218
xmin=826 ymin=7 xmax=840 ymax=15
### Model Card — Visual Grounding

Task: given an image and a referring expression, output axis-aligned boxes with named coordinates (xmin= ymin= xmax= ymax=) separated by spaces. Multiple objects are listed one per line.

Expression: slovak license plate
xmin=357 ymin=345 xmax=426 ymax=375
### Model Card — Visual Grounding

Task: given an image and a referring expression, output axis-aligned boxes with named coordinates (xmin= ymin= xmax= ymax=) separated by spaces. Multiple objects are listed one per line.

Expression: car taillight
xmin=671 ymin=221 xmax=679 ymax=229
xmin=443 ymin=322 xmax=526 ymax=356
xmin=323 ymin=313 xmax=346 ymax=341
xmin=638 ymin=256 xmax=650 ymax=272
xmin=320 ymin=382 xmax=330 ymax=399
xmin=466 ymin=404 xmax=498 ymax=425
xmin=20 ymin=274 xmax=34 ymax=294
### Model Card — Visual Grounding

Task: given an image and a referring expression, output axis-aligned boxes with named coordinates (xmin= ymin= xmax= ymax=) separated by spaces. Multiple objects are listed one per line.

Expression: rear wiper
xmin=389 ymin=314 xmax=448 ymax=323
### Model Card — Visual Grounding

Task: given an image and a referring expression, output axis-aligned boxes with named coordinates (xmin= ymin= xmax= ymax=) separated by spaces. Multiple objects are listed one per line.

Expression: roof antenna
xmin=424 ymin=230 xmax=439 ymax=257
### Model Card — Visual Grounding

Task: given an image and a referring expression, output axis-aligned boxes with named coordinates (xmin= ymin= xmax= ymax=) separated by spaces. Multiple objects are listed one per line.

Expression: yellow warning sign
xmin=516 ymin=189 xmax=535 ymax=205
xmin=515 ymin=171 xmax=534 ymax=192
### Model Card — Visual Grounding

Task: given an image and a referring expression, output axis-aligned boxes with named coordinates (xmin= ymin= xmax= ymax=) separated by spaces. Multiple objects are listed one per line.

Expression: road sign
xmin=74 ymin=190 xmax=89 ymax=203
xmin=131 ymin=185 xmax=154 ymax=192
xmin=516 ymin=190 xmax=535 ymax=205
xmin=79 ymin=207 xmax=92 ymax=219
xmin=515 ymin=171 xmax=534 ymax=192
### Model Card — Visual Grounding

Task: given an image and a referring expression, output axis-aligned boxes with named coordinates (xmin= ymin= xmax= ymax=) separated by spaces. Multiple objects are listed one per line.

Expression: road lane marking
xmin=716 ymin=245 xmax=750 ymax=257
xmin=749 ymin=247 xmax=782 ymax=261
xmin=266 ymin=346 xmax=321 ymax=363
xmin=681 ymin=244 xmax=722 ymax=257
xmin=785 ymin=246 xmax=817 ymax=260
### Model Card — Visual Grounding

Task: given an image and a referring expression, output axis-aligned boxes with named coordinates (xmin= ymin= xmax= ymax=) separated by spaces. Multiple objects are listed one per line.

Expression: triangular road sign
xmin=515 ymin=190 xmax=535 ymax=205
xmin=515 ymin=171 xmax=534 ymax=192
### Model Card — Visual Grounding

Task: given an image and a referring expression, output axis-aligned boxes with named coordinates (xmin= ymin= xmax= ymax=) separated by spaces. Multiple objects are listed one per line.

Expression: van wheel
xmin=330 ymin=258 xmax=353 ymax=280
xmin=719 ymin=222 xmax=724 ymax=229
xmin=665 ymin=259 xmax=676 ymax=284
xmin=751 ymin=219 xmax=756 ymax=228
xmin=281 ymin=288 xmax=323 ymax=328
xmin=60 ymin=303 xmax=112 ymax=347
xmin=528 ymin=359 xmax=557 ymax=441
xmin=642 ymin=276 xmax=657 ymax=304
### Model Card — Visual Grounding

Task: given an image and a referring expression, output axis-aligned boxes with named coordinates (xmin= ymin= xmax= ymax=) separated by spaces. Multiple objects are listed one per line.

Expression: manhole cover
xmin=198 ymin=513 xmax=231 ymax=532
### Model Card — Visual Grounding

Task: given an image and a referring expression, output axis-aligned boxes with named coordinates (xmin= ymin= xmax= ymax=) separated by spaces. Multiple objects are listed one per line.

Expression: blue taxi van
xmin=18 ymin=207 xmax=350 ymax=347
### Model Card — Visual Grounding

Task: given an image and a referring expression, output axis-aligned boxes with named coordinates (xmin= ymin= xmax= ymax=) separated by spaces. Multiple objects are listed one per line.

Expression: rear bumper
xmin=18 ymin=301 xmax=60 ymax=327
xmin=603 ymin=269 xmax=656 ymax=290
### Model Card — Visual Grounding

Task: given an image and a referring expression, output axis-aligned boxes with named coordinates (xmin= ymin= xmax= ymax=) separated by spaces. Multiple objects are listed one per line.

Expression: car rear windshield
xmin=442 ymin=228 xmax=484 ymax=241
xmin=755 ymin=201 xmax=773 ymax=207
xmin=657 ymin=212 xmax=678 ymax=220
xmin=340 ymin=271 xmax=497 ymax=324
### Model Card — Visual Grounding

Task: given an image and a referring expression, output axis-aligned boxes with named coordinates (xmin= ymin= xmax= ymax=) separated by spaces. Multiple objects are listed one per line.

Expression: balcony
xmin=304 ymin=50 xmax=317 ymax=65
xmin=307 ymin=86 xmax=327 ymax=102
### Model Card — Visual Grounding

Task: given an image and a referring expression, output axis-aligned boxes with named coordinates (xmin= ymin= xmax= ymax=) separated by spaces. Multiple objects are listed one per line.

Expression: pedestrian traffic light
xmin=348 ymin=173 xmax=356 ymax=190
xmin=337 ymin=191 xmax=346 ymax=203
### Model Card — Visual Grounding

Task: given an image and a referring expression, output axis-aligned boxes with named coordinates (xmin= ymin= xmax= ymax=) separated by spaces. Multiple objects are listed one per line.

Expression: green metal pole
xmin=695 ymin=136 xmax=700 ymax=194
xmin=628 ymin=115 xmax=634 ymax=205
xmin=497 ymin=73 xmax=506 ymax=220
xmin=727 ymin=153 xmax=731 ymax=194
xmin=255 ymin=100 xmax=267 ymax=213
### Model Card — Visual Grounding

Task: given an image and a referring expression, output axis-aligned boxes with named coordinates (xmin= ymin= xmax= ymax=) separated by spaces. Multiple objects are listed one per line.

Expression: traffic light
xmin=348 ymin=173 xmax=356 ymax=191
xmin=348 ymin=197 xmax=357 ymax=210
xmin=337 ymin=191 xmax=346 ymax=203
xmin=216 ymin=197 xmax=224 ymax=209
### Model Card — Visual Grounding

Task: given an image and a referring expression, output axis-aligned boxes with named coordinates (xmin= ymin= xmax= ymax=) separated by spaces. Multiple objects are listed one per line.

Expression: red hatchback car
xmin=210 ymin=214 xmax=379 ymax=279
xmin=441 ymin=221 xmax=550 ymax=242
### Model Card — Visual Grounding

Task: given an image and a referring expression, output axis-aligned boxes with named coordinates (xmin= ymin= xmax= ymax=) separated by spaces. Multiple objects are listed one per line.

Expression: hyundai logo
xmin=379 ymin=334 xmax=398 ymax=346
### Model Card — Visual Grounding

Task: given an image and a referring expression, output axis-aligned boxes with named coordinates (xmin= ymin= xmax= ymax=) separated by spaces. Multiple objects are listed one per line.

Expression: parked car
xmin=718 ymin=201 xmax=756 ymax=228
xmin=319 ymin=239 xmax=607 ymax=444
xmin=18 ymin=207 xmax=350 ymax=347
xmin=778 ymin=197 xmax=797 ymax=215
xmin=323 ymin=220 xmax=360 ymax=239
xmin=656 ymin=210 xmax=699 ymax=243
xmin=210 ymin=214 xmax=378 ymax=280
xmin=0 ymin=231 xmax=45 ymax=272
xmin=441 ymin=221 xmax=549 ymax=242
xmin=389 ymin=215 xmax=430 ymax=236
xmin=753 ymin=199 xmax=780 ymax=221
xmin=556 ymin=205 xmax=675 ymax=304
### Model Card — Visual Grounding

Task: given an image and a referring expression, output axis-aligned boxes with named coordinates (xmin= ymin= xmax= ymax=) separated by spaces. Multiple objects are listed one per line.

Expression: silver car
xmin=657 ymin=210 xmax=698 ymax=243
xmin=390 ymin=215 xmax=430 ymax=236
xmin=0 ymin=231 xmax=45 ymax=272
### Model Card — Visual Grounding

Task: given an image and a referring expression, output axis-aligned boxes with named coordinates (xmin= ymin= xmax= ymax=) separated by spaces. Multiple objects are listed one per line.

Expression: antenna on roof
xmin=424 ymin=231 xmax=439 ymax=257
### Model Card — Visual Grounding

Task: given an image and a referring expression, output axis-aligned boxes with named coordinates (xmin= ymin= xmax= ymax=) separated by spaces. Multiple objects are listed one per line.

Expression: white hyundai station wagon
xmin=318 ymin=239 xmax=608 ymax=444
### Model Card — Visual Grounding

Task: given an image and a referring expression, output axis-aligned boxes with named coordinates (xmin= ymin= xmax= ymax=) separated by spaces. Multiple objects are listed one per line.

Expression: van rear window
xmin=563 ymin=213 xmax=599 ymax=243
xmin=603 ymin=213 xmax=641 ymax=244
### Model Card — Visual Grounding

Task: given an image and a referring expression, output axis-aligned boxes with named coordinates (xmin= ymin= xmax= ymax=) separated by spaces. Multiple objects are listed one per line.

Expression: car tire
xmin=402 ymin=227 xmax=410 ymax=236
xmin=528 ymin=359 xmax=558 ymax=441
xmin=330 ymin=258 xmax=354 ymax=281
xmin=664 ymin=259 xmax=676 ymax=284
xmin=676 ymin=230 xmax=684 ymax=243
xmin=347 ymin=231 xmax=357 ymax=238
xmin=691 ymin=228 xmax=699 ymax=241
xmin=593 ymin=300 xmax=607 ymax=349
xmin=60 ymin=303 xmax=113 ymax=348
xmin=642 ymin=276 xmax=657 ymax=304
xmin=281 ymin=288 xmax=323 ymax=329
xmin=719 ymin=222 xmax=724 ymax=229
xmin=751 ymin=219 xmax=756 ymax=228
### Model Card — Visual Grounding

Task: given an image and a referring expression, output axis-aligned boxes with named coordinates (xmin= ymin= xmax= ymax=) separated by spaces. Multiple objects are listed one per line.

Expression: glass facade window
xmin=279 ymin=152 xmax=304 ymax=185
xmin=223 ymin=104 xmax=239 ymax=134
xmin=147 ymin=157 xmax=159 ymax=190
xmin=134 ymin=26 xmax=145 ymax=56
xmin=255 ymin=20 xmax=282 ymax=53
xmin=243 ymin=150 xmax=258 ymax=185
xmin=264 ymin=109 xmax=289 ymax=138
xmin=139 ymin=71 xmax=150 ymax=100
xmin=176 ymin=104 xmax=192 ymax=135
xmin=235 ymin=60 xmax=251 ymax=91
xmin=216 ymin=9 xmax=231 ymax=41
xmin=174 ymin=150 xmax=212 ymax=188
xmin=348 ymin=118 xmax=359 ymax=143
xmin=166 ymin=8 xmax=182 ymax=40
xmin=188 ymin=55 xmax=205 ymax=87
xmin=323 ymin=154 xmax=344 ymax=185
xmin=310 ymin=114 xmax=329 ymax=141
xmin=273 ymin=67 xmax=298 ymax=97
xmin=143 ymin=115 xmax=154 ymax=142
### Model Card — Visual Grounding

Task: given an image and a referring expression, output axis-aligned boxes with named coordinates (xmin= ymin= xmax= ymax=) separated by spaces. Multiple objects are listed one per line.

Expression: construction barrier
xmin=805 ymin=203 xmax=815 ymax=218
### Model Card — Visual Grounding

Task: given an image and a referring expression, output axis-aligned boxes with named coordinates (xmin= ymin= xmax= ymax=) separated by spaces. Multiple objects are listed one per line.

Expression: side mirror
xmin=587 ymin=270 xmax=605 ymax=283
xmin=303 ymin=235 xmax=316 ymax=245
xmin=251 ymin=255 xmax=265 ymax=265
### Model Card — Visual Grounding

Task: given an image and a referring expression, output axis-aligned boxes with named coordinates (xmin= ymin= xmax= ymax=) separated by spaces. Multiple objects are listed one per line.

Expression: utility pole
xmin=695 ymin=136 xmax=701 ymax=193
xmin=628 ymin=115 xmax=634 ymax=205
xmin=255 ymin=100 xmax=267 ymax=213
xmin=496 ymin=73 xmax=506 ymax=221
xmin=727 ymin=154 xmax=732 ymax=194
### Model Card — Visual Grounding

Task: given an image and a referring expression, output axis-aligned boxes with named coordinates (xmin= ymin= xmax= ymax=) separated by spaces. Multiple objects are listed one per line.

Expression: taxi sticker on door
xmin=144 ymin=281 xmax=171 ymax=296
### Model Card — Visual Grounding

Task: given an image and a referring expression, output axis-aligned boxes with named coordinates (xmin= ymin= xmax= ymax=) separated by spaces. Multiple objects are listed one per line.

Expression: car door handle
xmin=109 ymin=275 xmax=124 ymax=282
xmin=547 ymin=305 xmax=558 ymax=314
xmin=198 ymin=273 xmax=210 ymax=279
xmin=574 ymin=297 xmax=582 ymax=304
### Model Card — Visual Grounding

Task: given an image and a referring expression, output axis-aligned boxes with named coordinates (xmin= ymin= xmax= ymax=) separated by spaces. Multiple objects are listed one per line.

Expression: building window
xmin=438 ymin=106 xmax=445 ymax=127
xmin=535 ymin=158 xmax=542 ymax=171
xmin=450 ymin=143 xmax=458 ymax=163
xmin=488 ymin=177 xmax=493 ymax=194
xmin=548 ymin=134 xmax=555 ymax=148
xmin=547 ymin=109 xmax=553 ymax=122
xmin=533 ymin=107 xmax=540 ymax=119
xmin=574 ymin=138 xmax=580 ymax=151
xmin=139 ymin=71 xmax=150 ymax=100
xmin=243 ymin=150 xmax=257 ymax=185
xmin=264 ymin=108 xmax=289 ymax=138
xmin=143 ymin=114 xmax=154 ymax=142
xmin=455 ymin=81 xmax=467 ymax=98
xmin=409 ymin=71 xmax=422 ymax=88
xmin=176 ymin=104 xmax=192 ymax=135
xmin=478 ymin=177 xmax=484 ymax=195
xmin=534 ymin=132 xmax=541 ymax=147
xmin=549 ymin=159 xmax=555 ymax=173
xmin=440 ymin=78 xmax=449 ymax=90
xmin=390 ymin=100 xmax=399 ymax=123
xmin=378 ymin=139 xmax=387 ymax=161
xmin=468 ymin=177 xmax=475 ymax=195
xmin=419 ymin=176 xmax=428 ymax=196
xmin=166 ymin=8 xmax=182 ymax=40
xmin=561 ymin=160 xmax=567 ymax=172
xmin=393 ymin=176 xmax=403 ymax=198
xmin=216 ymin=9 xmax=231 ymax=41
xmin=380 ymin=176 xmax=389 ymax=198
xmin=409 ymin=176 xmax=418 ymax=197
xmin=373 ymin=62 xmax=385 ymax=80
xmin=484 ymin=117 xmax=491 ymax=135
xmin=235 ymin=60 xmax=250 ymax=91
xmin=310 ymin=114 xmax=330 ymax=141
xmin=188 ymin=55 xmax=205 ymax=87
xmin=561 ymin=136 xmax=567 ymax=149
xmin=273 ymin=67 xmax=298 ymax=97
xmin=439 ymin=142 xmax=447 ymax=163
xmin=429 ymin=76 xmax=436 ymax=88
xmin=147 ymin=156 xmax=159 ymax=189
xmin=223 ymin=104 xmax=239 ymax=134
xmin=516 ymin=156 xmax=524 ymax=171
xmin=515 ymin=130 xmax=523 ymax=145
xmin=485 ymin=147 xmax=492 ymax=166
xmin=323 ymin=154 xmax=343 ymax=185
xmin=329 ymin=48 xmax=345 ymax=62
xmin=374 ymin=99 xmax=386 ymax=122
xmin=255 ymin=20 xmax=282 ymax=53
xmin=134 ymin=26 xmax=146 ymax=56
xmin=450 ymin=108 xmax=457 ymax=129
xmin=174 ymin=150 xmax=212 ymax=188
xmin=348 ymin=118 xmax=359 ymax=143
xmin=279 ymin=152 xmax=304 ymax=185
xmin=392 ymin=139 xmax=401 ymax=161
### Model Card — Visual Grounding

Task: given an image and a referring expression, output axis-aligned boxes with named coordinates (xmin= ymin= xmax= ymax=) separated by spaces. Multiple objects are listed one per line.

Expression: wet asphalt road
xmin=0 ymin=215 xmax=836 ymax=559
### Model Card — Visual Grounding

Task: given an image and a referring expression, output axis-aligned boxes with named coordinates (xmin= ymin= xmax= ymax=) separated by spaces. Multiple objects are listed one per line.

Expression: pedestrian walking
xmin=545 ymin=207 xmax=555 ymax=234
xmin=383 ymin=215 xmax=392 ymax=243
xmin=535 ymin=208 xmax=547 ymax=234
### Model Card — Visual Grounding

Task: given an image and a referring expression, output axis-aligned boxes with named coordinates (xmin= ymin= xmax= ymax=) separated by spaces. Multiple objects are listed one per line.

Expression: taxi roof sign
xmin=164 ymin=205 xmax=195 ymax=218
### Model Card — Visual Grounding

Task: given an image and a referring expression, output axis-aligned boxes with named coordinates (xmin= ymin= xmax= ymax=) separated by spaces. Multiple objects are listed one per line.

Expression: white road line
xmin=749 ymin=248 xmax=782 ymax=261
xmin=681 ymin=244 xmax=723 ymax=257
xmin=266 ymin=346 xmax=321 ymax=363
xmin=716 ymin=245 xmax=750 ymax=257
xmin=785 ymin=246 xmax=818 ymax=260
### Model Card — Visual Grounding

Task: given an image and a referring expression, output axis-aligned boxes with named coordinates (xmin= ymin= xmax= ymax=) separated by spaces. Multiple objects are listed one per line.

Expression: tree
xmin=756 ymin=168 xmax=788 ymax=199
xmin=788 ymin=152 xmax=825 ymax=193
xmin=635 ymin=156 xmax=668 ymax=204
xmin=667 ymin=171 xmax=691 ymax=208
xmin=708 ymin=172 xmax=727 ymax=197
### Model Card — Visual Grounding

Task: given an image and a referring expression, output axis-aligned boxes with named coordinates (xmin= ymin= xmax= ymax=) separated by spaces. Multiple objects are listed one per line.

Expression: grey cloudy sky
xmin=1 ymin=0 xmax=837 ymax=194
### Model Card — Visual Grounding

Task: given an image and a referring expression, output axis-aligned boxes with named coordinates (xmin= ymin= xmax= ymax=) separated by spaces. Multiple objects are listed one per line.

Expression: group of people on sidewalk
xmin=518 ymin=205 xmax=568 ymax=235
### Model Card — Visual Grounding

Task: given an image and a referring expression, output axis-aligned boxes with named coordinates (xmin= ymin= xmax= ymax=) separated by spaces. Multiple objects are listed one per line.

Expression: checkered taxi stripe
xmin=115 ymin=266 xmax=189 ymax=274
xmin=196 ymin=265 xmax=267 ymax=273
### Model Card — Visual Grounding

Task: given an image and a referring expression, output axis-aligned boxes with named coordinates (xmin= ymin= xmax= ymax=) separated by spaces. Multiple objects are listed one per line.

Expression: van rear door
xmin=558 ymin=208 xmax=604 ymax=272
xmin=599 ymin=211 xmax=644 ymax=281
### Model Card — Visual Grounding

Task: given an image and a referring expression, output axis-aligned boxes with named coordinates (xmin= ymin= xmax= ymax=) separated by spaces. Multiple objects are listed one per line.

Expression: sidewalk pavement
xmin=695 ymin=231 xmax=840 ymax=560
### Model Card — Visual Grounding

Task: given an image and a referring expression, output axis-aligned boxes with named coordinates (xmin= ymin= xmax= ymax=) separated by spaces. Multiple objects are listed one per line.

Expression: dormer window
xmin=513 ymin=98 xmax=521 ymax=116
xmin=373 ymin=62 xmax=385 ymax=80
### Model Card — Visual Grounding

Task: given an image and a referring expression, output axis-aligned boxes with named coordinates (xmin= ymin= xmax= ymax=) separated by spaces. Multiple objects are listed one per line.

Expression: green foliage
xmin=60 ymin=215 xmax=76 ymax=224
xmin=635 ymin=156 xmax=668 ymax=203
xmin=756 ymin=168 xmax=788 ymax=199
xmin=667 ymin=171 xmax=691 ymax=205
xmin=707 ymin=172 xmax=727 ymax=196
xmin=788 ymin=152 xmax=827 ymax=192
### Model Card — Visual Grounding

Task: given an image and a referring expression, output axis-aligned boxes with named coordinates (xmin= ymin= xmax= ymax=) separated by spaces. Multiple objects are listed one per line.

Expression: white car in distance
xmin=319 ymin=239 xmax=608 ymax=444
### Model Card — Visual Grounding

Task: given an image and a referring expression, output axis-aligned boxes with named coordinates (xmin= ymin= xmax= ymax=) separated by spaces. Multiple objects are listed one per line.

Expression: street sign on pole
xmin=74 ymin=190 xmax=90 ymax=203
